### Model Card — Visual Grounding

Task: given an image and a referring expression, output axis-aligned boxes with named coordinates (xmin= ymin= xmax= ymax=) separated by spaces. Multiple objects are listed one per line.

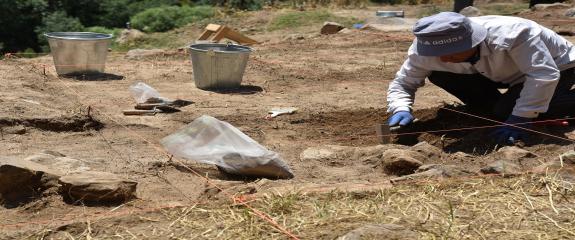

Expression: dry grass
xmin=14 ymin=170 xmax=575 ymax=239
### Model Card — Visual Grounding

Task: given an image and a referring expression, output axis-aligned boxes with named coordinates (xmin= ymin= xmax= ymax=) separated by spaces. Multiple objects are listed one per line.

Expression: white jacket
xmin=387 ymin=15 xmax=575 ymax=118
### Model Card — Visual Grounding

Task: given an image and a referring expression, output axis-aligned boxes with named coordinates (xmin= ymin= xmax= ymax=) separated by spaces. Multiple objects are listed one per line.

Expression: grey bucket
xmin=189 ymin=43 xmax=252 ymax=90
xmin=44 ymin=32 xmax=113 ymax=75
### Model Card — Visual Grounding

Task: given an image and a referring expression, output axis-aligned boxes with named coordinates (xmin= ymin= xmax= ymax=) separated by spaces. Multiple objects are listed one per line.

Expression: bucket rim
xmin=44 ymin=32 xmax=113 ymax=41
xmin=189 ymin=43 xmax=252 ymax=53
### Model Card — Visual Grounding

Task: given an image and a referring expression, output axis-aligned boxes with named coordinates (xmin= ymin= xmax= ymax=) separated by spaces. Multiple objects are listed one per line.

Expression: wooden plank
xmin=205 ymin=24 xmax=222 ymax=32
xmin=223 ymin=28 xmax=259 ymax=45
xmin=197 ymin=29 xmax=213 ymax=40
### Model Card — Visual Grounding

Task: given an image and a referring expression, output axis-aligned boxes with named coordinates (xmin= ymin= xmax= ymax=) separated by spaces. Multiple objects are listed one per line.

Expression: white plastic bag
xmin=160 ymin=115 xmax=294 ymax=179
xmin=129 ymin=82 xmax=165 ymax=103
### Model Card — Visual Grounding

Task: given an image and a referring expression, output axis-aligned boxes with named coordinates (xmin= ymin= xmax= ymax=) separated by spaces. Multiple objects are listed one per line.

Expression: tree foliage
xmin=131 ymin=5 xmax=214 ymax=32
xmin=1 ymin=0 xmax=267 ymax=53
xmin=35 ymin=11 xmax=85 ymax=51
xmin=0 ymin=0 xmax=47 ymax=53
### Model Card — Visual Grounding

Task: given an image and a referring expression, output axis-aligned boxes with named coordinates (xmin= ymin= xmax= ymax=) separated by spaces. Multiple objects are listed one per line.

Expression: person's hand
xmin=491 ymin=115 xmax=533 ymax=144
xmin=388 ymin=111 xmax=414 ymax=127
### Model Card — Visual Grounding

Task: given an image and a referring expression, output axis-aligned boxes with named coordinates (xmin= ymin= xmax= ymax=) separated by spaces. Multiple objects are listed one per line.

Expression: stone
xmin=0 ymin=158 xmax=61 ymax=207
xmin=566 ymin=8 xmax=575 ymax=17
xmin=125 ymin=49 xmax=166 ymax=60
xmin=410 ymin=141 xmax=443 ymax=161
xmin=531 ymin=161 xmax=575 ymax=182
xmin=497 ymin=146 xmax=536 ymax=162
xmin=416 ymin=164 xmax=474 ymax=177
xmin=391 ymin=164 xmax=475 ymax=183
xmin=532 ymin=161 xmax=562 ymax=173
xmin=379 ymin=149 xmax=425 ymax=176
xmin=115 ymin=29 xmax=145 ymax=44
xmin=321 ymin=22 xmax=345 ymax=35
xmin=338 ymin=224 xmax=418 ymax=240
xmin=480 ymin=160 xmax=521 ymax=176
xmin=355 ymin=145 xmax=407 ymax=163
xmin=450 ymin=151 xmax=476 ymax=162
xmin=531 ymin=3 xmax=572 ymax=11
xmin=59 ymin=171 xmax=137 ymax=204
xmin=459 ymin=6 xmax=482 ymax=17
xmin=300 ymin=145 xmax=356 ymax=161
xmin=560 ymin=150 xmax=575 ymax=164
xmin=26 ymin=153 xmax=90 ymax=175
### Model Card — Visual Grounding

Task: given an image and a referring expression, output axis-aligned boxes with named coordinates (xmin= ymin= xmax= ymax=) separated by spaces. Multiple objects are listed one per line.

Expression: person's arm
xmin=387 ymin=54 xmax=430 ymax=114
xmin=508 ymin=31 xmax=560 ymax=118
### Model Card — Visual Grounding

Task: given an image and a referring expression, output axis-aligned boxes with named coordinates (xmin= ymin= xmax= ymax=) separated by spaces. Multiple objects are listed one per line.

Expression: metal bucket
xmin=189 ymin=43 xmax=252 ymax=90
xmin=44 ymin=32 xmax=113 ymax=75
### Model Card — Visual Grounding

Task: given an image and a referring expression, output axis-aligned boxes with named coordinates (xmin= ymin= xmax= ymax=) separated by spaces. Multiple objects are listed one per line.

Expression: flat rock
xmin=532 ymin=161 xmax=562 ymax=173
xmin=25 ymin=152 xmax=90 ymax=175
xmin=460 ymin=6 xmax=481 ymax=17
xmin=0 ymin=158 xmax=61 ymax=207
xmin=300 ymin=145 xmax=356 ymax=161
xmin=410 ymin=141 xmax=443 ymax=161
xmin=379 ymin=149 xmax=425 ymax=176
xmin=566 ymin=8 xmax=575 ymax=17
xmin=480 ymin=160 xmax=521 ymax=176
xmin=532 ymin=3 xmax=572 ymax=11
xmin=497 ymin=146 xmax=536 ymax=162
xmin=321 ymin=22 xmax=345 ymax=35
xmin=59 ymin=171 xmax=137 ymax=204
xmin=125 ymin=49 xmax=167 ymax=60
xmin=531 ymin=161 xmax=575 ymax=181
xmin=391 ymin=164 xmax=475 ymax=183
xmin=449 ymin=151 xmax=476 ymax=162
xmin=338 ymin=224 xmax=418 ymax=240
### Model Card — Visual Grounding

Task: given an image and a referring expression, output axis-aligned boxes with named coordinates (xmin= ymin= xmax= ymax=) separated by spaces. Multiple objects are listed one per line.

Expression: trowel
xmin=375 ymin=123 xmax=401 ymax=144
xmin=375 ymin=119 xmax=419 ymax=144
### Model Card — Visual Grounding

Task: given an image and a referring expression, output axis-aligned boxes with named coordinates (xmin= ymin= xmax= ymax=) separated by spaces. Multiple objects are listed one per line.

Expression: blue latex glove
xmin=491 ymin=115 xmax=533 ymax=144
xmin=388 ymin=111 xmax=414 ymax=127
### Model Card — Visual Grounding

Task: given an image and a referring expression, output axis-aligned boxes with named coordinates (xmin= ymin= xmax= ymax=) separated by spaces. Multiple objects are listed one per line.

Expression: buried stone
xmin=378 ymin=149 xmax=425 ymax=176
xmin=496 ymin=146 xmax=537 ymax=163
xmin=25 ymin=150 xmax=91 ymax=175
xmin=391 ymin=164 xmax=475 ymax=183
xmin=480 ymin=160 xmax=521 ymax=176
xmin=0 ymin=158 xmax=61 ymax=207
xmin=59 ymin=171 xmax=137 ymax=204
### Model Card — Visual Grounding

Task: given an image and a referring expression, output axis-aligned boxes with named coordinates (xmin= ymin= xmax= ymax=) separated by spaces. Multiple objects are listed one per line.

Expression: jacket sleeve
xmin=387 ymin=54 xmax=430 ymax=113
xmin=508 ymin=31 xmax=560 ymax=118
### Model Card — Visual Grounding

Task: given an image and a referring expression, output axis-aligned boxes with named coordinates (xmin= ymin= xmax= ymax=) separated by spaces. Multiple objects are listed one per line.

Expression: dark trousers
xmin=428 ymin=68 xmax=575 ymax=120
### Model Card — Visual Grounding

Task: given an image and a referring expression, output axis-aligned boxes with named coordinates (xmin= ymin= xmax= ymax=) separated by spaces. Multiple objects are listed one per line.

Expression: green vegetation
xmin=34 ymin=11 xmax=85 ymax=51
xmin=268 ymin=10 xmax=359 ymax=31
xmin=131 ymin=5 xmax=214 ymax=32
xmin=114 ymin=31 xmax=187 ymax=52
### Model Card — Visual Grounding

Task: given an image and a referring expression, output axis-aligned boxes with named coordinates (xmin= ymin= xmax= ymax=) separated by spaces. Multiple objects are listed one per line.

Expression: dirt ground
xmin=2 ymin=5 xmax=575 ymax=239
